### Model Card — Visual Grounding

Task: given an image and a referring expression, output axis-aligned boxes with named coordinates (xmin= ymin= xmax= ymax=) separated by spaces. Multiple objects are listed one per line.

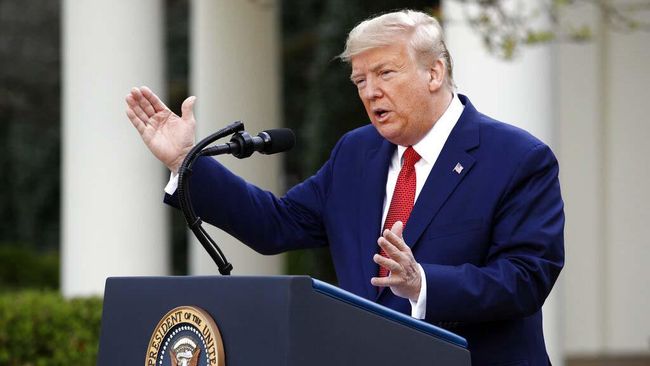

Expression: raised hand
xmin=125 ymin=86 xmax=196 ymax=173
xmin=371 ymin=221 xmax=422 ymax=301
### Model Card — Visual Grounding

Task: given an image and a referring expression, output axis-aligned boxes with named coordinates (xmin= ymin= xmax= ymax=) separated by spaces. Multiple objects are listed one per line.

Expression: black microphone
xmin=177 ymin=122 xmax=293 ymax=276
xmin=200 ymin=128 xmax=295 ymax=158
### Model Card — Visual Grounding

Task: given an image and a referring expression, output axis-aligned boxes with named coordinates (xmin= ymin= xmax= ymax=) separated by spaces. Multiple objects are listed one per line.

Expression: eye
xmin=380 ymin=70 xmax=394 ymax=78
xmin=353 ymin=78 xmax=366 ymax=88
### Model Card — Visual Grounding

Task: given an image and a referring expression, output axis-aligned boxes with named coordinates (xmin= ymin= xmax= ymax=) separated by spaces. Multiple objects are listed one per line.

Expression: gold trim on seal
xmin=145 ymin=306 xmax=225 ymax=366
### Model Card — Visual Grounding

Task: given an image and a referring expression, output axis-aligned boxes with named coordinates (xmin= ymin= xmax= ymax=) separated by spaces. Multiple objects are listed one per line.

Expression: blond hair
xmin=339 ymin=10 xmax=455 ymax=90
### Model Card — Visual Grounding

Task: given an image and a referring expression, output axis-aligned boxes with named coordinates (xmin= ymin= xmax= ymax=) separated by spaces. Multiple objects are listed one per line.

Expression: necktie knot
xmin=403 ymin=146 xmax=421 ymax=168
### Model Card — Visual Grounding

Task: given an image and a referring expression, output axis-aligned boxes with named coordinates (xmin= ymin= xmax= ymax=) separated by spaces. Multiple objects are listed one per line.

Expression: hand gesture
xmin=371 ymin=221 xmax=422 ymax=301
xmin=125 ymin=86 xmax=196 ymax=173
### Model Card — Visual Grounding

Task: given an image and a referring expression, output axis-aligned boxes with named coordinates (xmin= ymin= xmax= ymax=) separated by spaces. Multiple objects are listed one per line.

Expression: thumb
xmin=181 ymin=96 xmax=196 ymax=120
xmin=390 ymin=220 xmax=404 ymax=238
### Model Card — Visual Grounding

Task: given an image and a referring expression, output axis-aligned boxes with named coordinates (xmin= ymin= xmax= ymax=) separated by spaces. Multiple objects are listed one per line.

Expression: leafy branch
xmin=446 ymin=0 xmax=650 ymax=59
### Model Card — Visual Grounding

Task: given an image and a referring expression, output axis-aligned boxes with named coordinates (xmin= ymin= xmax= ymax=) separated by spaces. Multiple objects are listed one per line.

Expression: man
xmin=126 ymin=10 xmax=564 ymax=365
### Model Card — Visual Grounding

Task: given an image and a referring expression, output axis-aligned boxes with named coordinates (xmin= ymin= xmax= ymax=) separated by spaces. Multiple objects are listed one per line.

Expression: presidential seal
xmin=145 ymin=306 xmax=225 ymax=366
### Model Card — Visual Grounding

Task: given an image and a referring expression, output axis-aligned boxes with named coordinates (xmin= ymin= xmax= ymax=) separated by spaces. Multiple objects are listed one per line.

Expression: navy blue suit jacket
xmin=166 ymin=95 xmax=564 ymax=365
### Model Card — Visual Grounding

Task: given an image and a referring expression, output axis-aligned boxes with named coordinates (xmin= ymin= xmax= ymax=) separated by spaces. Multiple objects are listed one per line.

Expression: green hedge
xmin=0 ymin=291 xmax=102 ymax=365
xmin=0 ymin=245 xmax=59 ymax=290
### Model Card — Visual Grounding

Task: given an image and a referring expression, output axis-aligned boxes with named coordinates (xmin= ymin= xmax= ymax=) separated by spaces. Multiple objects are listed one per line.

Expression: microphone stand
xmin=177 ymin=121 xmax=245 ymax=275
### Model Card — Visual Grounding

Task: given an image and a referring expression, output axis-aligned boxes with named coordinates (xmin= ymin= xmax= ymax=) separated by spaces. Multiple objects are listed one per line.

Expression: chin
xmin=378 ymin=131 xmax=404 ymax=146
xmin=372 ymin=121 xmax=407 ymax=144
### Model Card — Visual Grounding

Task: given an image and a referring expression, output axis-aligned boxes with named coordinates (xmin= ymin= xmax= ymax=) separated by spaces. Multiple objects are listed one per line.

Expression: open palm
xmin=125 ymin=86 xmax=196 ymax=173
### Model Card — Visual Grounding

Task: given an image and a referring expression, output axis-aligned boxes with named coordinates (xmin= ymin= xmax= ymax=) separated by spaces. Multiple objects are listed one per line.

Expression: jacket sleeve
xmin=164 ymin=134 xmax=349 ymax=255
xmin=423 ymin=143 xmax=565 ymax=323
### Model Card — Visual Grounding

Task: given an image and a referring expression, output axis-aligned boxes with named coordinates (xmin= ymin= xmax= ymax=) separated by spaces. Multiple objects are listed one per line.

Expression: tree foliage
xmin=449 ymin=0 xmax=650 ymax=59
xmin=0 ymin=0 xmax=60 ymax=251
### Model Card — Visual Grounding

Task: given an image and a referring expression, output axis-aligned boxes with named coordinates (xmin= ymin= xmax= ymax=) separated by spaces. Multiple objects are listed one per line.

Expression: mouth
xmin=373 ymin=108 xmax=391 ymax=122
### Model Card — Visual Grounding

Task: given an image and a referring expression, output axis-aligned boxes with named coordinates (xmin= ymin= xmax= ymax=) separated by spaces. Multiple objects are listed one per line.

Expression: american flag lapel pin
xmin=453 ymin=163 xmax=464 ymax=174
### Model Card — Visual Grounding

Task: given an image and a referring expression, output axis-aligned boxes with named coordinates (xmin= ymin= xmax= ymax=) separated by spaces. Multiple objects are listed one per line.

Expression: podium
xmin=97 ymin=276 xmax=470 ymax=365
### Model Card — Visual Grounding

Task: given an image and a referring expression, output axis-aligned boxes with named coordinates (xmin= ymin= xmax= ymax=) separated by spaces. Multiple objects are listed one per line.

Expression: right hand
xmin=125 ymin=86 xmax=196 ymax=173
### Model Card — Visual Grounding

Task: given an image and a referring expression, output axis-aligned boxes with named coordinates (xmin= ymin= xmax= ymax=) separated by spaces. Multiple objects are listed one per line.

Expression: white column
xmin=557 ymin=5 xmax=606 ymax=355
xmin=602 ymin=11 xmax=650 ymax=354
xmin=189 ymin=0 xmax=283 ymax=275
xmin=558 ymin=4 xmax=650 ymax=358
xmin=442 ymin=1 xmax=563 ymax=364
xmin=62 ymin=0 xmax=168 ymax=297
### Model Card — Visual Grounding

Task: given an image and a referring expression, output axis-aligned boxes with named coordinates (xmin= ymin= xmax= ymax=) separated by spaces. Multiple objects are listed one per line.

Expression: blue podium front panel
xmin=98 ymin=276 xmax=470 ymax=366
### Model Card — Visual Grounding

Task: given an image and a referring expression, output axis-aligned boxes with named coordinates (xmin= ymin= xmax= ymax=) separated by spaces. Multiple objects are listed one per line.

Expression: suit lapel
xmin=358 ymin=139 xmax=395 ymax=300
xmin=403 ymin=148 xmax=475 ymax=249
xmin=405 ymin=96 xmax=480 ymax=249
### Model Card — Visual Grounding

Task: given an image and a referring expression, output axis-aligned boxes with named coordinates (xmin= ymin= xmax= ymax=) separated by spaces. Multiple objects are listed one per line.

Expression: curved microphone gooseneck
xmin=177 ymin=121 xmax=245 ymax=275
xmin=176 ymin=121 xmax=296 ymax=276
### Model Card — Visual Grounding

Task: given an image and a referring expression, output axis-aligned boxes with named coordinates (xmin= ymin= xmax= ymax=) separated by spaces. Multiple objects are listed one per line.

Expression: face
xmin=350 ymin=41 xmax=445 ymax=146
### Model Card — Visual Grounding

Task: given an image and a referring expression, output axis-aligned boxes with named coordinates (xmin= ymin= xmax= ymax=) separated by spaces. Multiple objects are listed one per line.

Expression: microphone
xmin=178 ymin=122 xmax=294 ymax=276
xmin=200 ymin=128 xmax=295 ymax=158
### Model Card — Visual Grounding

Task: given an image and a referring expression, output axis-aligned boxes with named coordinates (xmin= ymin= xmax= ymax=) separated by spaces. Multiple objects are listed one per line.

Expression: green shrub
xmin=0 ymin=291 xmax=102 ymax=365
xmin=0 ymin=245 xmax=59 ymax=291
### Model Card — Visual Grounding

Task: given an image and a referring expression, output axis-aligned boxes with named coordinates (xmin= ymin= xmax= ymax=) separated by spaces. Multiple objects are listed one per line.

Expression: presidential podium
xmin=97 ymin=276 xmax=470 ymax=365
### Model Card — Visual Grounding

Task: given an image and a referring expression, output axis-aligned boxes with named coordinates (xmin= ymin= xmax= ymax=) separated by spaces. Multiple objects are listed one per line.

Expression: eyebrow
xmin=350 ymin=62 xmax=392 ymax=81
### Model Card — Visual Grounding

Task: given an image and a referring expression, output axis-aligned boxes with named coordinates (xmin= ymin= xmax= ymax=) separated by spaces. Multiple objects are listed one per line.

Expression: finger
xmin=181 ymin=96 xmax=196 ymax=121
xmin=373 ymin=253 xmax=401 ymax=273
xmin=130 ymin=86 xmax=146 ymax=103
xmin=377 ymin=237 xmax=407 ymax=262
xmin=126 ymin=94 xmax=151 ymax=126
xmin=383 ymin=226 xmax=410 ymax=252
xmin=126 ymin=109 xmax=146 ymax=135
xmin=371 ymin=276 xmax=387 ymax=287
xmin=371 ymin=276 xmax=398 ymax=288
xmin=128 ymin=87 xmax=142 ymax=101
xmin=132 ymin=87 xmax=157 ymax=118
xmin=390 ymin=220 xmax=404 ymax=237
xmin=141 ymin=86 xmax=169 ymax=113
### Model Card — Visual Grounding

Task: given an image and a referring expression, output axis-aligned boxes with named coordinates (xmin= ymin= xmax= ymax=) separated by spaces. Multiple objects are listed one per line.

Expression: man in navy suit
xmin=126 ymin=10 xmax=564 ymax=365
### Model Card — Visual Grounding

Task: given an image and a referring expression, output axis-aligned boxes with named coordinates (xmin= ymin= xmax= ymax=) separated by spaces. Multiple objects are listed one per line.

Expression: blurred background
xmin=0 ymin=0 xmax=648 ymax=364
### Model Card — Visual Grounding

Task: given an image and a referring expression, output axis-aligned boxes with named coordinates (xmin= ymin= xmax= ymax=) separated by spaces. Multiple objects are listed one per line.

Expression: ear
xmin=428 ymin=58 xmax=445 ymax=92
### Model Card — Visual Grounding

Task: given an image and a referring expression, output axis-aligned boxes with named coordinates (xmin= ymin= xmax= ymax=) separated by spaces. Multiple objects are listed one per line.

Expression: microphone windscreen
xmin=262 ymin=128 xmax=295 ymax=154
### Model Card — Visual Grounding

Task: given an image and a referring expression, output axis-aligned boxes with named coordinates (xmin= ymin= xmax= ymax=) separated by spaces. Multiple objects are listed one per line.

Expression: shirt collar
xmin=396 ymin=93 xmax=465 ymax=165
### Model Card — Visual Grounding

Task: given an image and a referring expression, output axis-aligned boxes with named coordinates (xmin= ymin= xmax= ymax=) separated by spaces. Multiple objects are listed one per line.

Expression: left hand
xmin=125 ymin=86 xmax=197 ymax=173
xmin=371 ymin=221 xmax=422 ymax=301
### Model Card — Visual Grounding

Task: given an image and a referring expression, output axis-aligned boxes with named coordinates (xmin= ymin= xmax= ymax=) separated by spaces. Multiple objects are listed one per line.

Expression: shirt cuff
xmin=409 ymin=263 xmax=427 ymax=319
xmin=164 ymin=171 xmax=179 ymax=195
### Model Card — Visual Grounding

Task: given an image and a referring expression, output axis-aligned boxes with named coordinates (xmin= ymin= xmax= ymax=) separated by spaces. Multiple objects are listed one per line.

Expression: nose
xmin=362 ymin=77 xmax=382 ymax=100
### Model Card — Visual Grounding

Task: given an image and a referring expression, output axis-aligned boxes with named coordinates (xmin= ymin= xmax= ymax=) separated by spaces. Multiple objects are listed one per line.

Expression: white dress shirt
xmin=382 ymin=93 xmax=464 ymax=319
xmin=165 ymin=94 xmax=465 ymax=319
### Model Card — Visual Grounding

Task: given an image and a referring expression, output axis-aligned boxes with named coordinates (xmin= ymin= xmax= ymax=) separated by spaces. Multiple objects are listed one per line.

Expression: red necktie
xmin=379 ymin=146 xmax=421 ymax=277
